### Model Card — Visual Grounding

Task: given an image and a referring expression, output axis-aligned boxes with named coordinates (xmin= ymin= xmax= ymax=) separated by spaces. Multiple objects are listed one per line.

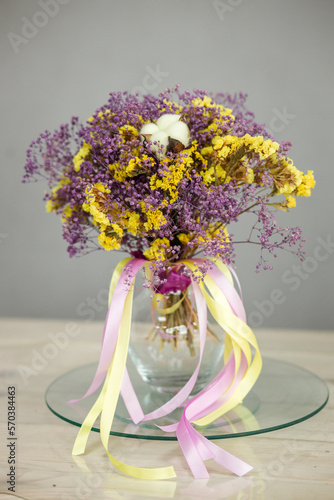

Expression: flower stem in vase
xmin=150 ymin=288 xmax=220 ymax=357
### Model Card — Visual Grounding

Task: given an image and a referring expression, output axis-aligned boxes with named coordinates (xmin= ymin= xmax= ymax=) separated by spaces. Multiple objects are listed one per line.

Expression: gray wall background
xmin=1 ymin=0 xmax=333 ymax=330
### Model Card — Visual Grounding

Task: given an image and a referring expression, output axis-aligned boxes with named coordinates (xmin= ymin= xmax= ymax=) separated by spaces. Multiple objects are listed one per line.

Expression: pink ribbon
xmin=68 ymin=258 xmax=146 ymax=403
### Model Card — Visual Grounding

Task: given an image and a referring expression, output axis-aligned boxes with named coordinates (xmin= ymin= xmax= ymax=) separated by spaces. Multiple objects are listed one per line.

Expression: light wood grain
xmin=0 ymin=318 xmax=333 ymax=499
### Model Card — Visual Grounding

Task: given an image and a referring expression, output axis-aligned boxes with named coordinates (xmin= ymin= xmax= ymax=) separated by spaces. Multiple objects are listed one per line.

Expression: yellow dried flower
xmin=141 ymin=203 xmax=167 ymax=231
xmin=73 ymin=143 xmax=91 ymax=172
xmin=177 ymin=233 xmax=192 ymax=245
xmin=98 ymin=232 xmax=121 ymax=251
xmin=286 ymin=196 xmax=296 ymax=208
xmin=143 ymin=238 xmax=170 ymax=261
xmin=296 ymin=171 xmax=315 ymax=197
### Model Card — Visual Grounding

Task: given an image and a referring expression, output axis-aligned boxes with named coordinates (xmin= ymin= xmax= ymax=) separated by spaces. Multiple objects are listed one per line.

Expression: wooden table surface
xmin=0 ymin=318 xmax=333 ymax=500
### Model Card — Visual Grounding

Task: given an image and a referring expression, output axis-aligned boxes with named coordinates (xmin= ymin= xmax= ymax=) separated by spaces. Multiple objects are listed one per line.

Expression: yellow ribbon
xmin=152 ymin=292 xmax=186 ymax=314
xmin=73 ymin=258 xmax=176 ymax=479
xmin=181 ymin=260 xmax=262 ymax=426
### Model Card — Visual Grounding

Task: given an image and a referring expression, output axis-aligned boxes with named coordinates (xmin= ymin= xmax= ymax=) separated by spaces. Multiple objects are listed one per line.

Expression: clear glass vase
xmin=129 ymin=282 xmax=225 ymax=394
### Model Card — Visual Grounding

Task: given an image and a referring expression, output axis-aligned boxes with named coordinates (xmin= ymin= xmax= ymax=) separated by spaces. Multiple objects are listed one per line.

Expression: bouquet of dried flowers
xmin=24 ymin=86 xmax=315 ymax=353
xmin=24 ymin=87 xmax=314 ymax=268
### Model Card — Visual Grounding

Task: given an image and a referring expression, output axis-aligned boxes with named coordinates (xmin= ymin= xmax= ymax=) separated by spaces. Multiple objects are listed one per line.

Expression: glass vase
xmin=129 ymin=282 xmax=225 ymax=394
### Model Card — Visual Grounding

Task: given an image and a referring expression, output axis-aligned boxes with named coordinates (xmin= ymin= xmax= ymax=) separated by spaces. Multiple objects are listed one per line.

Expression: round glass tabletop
xmin=45 ymin=357 xmax=329 ymax=440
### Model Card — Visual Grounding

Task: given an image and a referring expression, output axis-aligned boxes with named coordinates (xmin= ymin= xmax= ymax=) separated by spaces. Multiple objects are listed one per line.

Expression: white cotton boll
xmin=166 ymin=121 xmax=190 ymax=147
xmin=155 ymin=114 xmax=181 ymax=131
xmin=140 ymin=123 xmax=160 ymax=135
xmin=150 ymin=130 xmax=169 ymax=147
xmin=149 ymin=131 xmax=169 ymax=158
xmin=139 ymin=114 xmax=189 ymax=158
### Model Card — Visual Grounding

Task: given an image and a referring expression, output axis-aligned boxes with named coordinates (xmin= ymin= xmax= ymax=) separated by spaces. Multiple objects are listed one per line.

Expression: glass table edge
xmin=45 ymin=358 xmax=330 ymax=442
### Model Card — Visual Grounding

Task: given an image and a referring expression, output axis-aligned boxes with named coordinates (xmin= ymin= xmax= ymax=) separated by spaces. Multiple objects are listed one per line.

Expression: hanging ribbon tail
xmin=71 ymin=257 xmax=176 ymax=479
xmin=120 ymin=368 xmax=144 ymax=424
xmin=159 ymin=350 xmax=251 ymax=478
xmin=182 ymin=421 xmax=252 ymax=478
xmin=71 ymin=257 xmax=262 ymax=480
xmin=176 ymin=417 xmax=210 ymax=479
xmin=207 ymin=262 xmax=247 ymax=322
xmin=173 ymin=351 xmax=252 ymax=478
xmin=121 ymin=279 xmax=208 ymax=424
xmin=188 ymin=425 xmax=253 ymax=477
xmin=68 ymin=257 xmax=138 ymax=403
